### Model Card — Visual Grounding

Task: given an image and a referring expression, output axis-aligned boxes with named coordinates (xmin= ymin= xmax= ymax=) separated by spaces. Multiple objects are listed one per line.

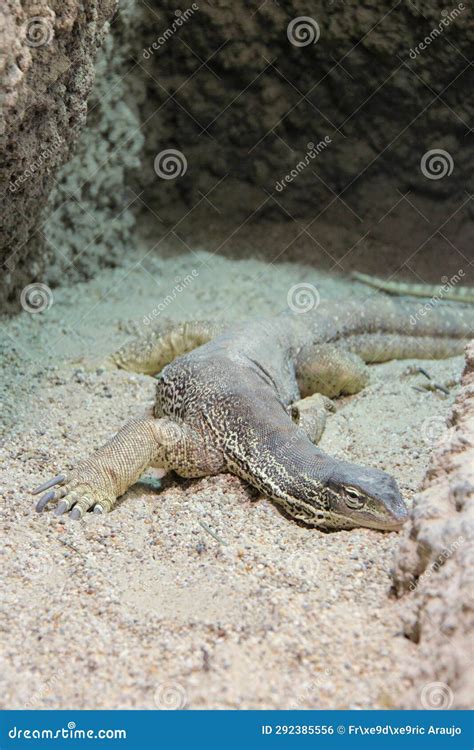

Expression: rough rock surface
xmin=44 ymin=0 xmax=146 ymax=285
xmin=0 ymin=0 xmax=117 ymax=308
xmin=138 ymin=0 xmax=473 ymax=278
xmin=392 ymin=340 xmax=474 ymax=710
xmin=2 ymin=0 xmax=472 ymax=311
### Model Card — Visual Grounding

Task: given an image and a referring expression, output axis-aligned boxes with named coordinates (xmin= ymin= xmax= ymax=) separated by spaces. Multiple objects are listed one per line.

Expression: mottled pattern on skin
xmin=33 ymin=295 xmax=474 ymax=531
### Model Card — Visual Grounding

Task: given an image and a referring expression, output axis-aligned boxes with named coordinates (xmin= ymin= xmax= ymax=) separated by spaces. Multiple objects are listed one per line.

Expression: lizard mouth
xmin=336 ymin=497 xmax=409 ymax=531
xmin=361 ymin=507 xmax=409 ymax=531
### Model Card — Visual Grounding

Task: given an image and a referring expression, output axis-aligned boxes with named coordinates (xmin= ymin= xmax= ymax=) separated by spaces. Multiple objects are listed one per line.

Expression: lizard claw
xmin=35 ymin=490 xmax=55 ymax=512
xmin=35 ymin=488 xmax=67 ymax=512
xmin=33 ymin=474 xmax=113 ymax=519
xmin=54 ymin=499 xmax=70 ymax=516
xmin=32 ymin=474 xmax=67 ymax=495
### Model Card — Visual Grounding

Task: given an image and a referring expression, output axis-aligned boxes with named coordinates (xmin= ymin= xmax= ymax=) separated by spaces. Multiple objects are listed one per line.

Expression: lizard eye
xmin=344 ymin=487 xmax=366 ymax=509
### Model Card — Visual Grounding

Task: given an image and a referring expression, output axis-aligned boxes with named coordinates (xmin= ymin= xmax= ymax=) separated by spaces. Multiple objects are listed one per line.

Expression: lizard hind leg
xmin=110 ymin=319 xmax=226 ymax=376
xmin=296 ymin=344 xmax=369 ymax=399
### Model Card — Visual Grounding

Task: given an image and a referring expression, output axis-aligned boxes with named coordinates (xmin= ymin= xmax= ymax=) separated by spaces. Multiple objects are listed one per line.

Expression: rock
xmin=0 ymin=0 xmax=117 ymax=309
xmin=43 ymin=0 xmax=145 ymax=286
xmin=392 ymin=341 xmax=474 ymax=709
xmin=135 ymin=0 xmax=472 ymax=279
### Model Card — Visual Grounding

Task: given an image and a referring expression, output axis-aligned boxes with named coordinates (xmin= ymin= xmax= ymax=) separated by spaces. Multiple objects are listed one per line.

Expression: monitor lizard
xmin=32 ymin=286 xmax=473 ymax=532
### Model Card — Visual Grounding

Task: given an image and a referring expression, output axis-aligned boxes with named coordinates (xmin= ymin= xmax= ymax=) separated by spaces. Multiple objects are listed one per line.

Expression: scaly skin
xmin=33 ymin=296 xmax=474 ymax=531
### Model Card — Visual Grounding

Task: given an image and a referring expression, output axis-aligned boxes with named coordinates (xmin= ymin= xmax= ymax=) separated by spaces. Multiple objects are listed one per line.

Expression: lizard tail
xmin=352 ymin=271 xmax=474 ymax=304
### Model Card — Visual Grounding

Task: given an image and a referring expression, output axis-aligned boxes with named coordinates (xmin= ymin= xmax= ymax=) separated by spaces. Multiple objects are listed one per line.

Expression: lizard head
xmin=322 ymin=461 xmax=408 ymax=531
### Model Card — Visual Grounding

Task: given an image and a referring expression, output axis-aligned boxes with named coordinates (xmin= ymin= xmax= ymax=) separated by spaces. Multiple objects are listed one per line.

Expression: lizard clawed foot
xmin=32 ymin=416 xmax=196 ymax=521
xmin=32 ymin=473 xmax=114 ymax=519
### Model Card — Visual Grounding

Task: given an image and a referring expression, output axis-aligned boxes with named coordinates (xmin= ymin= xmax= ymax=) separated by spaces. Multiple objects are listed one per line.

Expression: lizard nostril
xmin=394 ymin=503 xmax=409 ymax=522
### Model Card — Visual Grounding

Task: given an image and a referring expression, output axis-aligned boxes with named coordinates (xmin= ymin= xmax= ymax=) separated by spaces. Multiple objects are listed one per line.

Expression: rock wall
xmin=1 ymin=0 xmax=473 ymax=309
xmin=392 ymin=341 xmax=474 ymax=709
xmin=44 ymin=0 xmax=146 ymax=285
xmin=137 ymin=0 xmax=473 ymax=278
xmin=0 ymin=0 xmax=117 ymax=308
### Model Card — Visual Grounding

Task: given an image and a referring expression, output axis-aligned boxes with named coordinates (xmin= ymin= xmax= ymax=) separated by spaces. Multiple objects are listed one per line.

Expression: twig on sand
xmin=198 ymin=520 xmax=228 ymax=546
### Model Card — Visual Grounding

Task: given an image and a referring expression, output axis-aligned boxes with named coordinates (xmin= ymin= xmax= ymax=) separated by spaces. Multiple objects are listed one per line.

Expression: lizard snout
xmin=386 ymin=499 xmax=409 ymax=529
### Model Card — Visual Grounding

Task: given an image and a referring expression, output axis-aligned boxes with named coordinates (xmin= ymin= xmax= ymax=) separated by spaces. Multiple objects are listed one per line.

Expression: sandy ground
xmin=0 ymin=247 xmax=465 ymax=709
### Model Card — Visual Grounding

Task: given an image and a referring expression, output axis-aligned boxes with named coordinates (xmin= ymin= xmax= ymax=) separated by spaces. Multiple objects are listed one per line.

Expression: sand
xmin=0 ymin=247 xmax=464 ymax=709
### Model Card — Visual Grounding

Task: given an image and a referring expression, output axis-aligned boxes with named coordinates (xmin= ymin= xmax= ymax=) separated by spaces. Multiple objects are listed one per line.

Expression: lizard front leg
xmin=32 ymin=417 xmax=204 ymax=519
